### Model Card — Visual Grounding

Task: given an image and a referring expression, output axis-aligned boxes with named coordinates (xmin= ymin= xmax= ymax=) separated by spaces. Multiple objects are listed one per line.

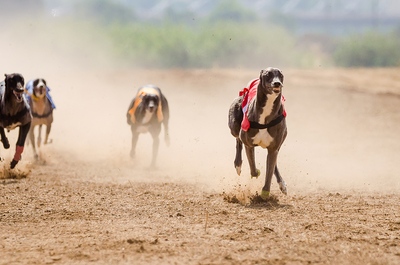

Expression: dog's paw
xmin=10 ymin=159 xmax=19 ymax=169
xmin=279 ymin=180 xmax=287 ymax=195
xmin=235 ymin=166 xmax=241 ymax=176
xmin=260 ymin=190 xmax=270 ymax=200
xmin=2 ymin=139 xmax=10 ymax=149
xmin=251 ymin=169 xmax=260 ymax=179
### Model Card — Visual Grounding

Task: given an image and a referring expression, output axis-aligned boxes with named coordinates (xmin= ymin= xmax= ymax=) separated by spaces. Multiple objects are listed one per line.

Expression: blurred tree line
xmin=2 ymin=0 xmax=400 ymax=68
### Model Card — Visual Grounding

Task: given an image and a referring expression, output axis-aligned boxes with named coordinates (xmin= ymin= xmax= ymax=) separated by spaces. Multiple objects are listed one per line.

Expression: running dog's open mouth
xmin=273 ymin=88 xmax=281 ymax=93
xmin=13 ymin=90 xmax=24 ymax=103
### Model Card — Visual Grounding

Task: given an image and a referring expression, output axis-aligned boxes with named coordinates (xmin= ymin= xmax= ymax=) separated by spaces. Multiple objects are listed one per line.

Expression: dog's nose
xmin=272 ymin=82 xmax=282 ymax=88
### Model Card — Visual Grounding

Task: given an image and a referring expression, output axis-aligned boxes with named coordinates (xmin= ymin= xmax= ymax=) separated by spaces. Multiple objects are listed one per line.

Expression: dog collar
xmin=28 ymin=92 xmax=41 ymax=101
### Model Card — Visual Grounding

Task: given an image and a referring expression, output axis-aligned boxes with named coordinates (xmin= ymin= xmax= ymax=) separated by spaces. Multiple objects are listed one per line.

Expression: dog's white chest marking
xmin=252 ymin=129 xmax=274 ymax=148
xmin=136 ymin=110 xmax=154 ymax=133
xmin=251 ymin=93 xmax=278 ymax=148
xmin=141 ymin=110 xmax=154 ymax=124
xmin=258 ymin=93 xmax=279 ymax=123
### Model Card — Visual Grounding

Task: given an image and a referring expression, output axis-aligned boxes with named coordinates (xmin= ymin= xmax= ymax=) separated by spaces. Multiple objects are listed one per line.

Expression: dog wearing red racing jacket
xmin=228 ymin=67 xmax=287 ymax=200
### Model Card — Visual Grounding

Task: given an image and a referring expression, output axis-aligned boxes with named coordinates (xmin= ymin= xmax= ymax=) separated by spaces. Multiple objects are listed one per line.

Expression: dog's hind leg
xmin=244 ymin=145 xmax=260 ymax=178
xmin=274 ymin=165 xmax=287 ymax=195
xmin=234 ymin=138 xmax=243 ymax=175
xmin=29 ymin=126 xmax=38 ymax=159
xmin=0 ymin=127 xmax=10 ymax=149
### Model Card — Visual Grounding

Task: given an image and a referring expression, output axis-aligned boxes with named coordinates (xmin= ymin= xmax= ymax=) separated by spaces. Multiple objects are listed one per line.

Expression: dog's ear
xmin=277 ymin=69 xmax=284 ymax=82
xmin=259 ymin=69 xmax=268 ymax=87
xmin=259 ymin=69 xmax=266 ymax=79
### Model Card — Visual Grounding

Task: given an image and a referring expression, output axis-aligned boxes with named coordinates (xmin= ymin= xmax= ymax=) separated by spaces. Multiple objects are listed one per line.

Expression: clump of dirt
xmin=0 ymin=163 xmax=30 ymax=179
xmin=222 ymin=192 xmax=241 ymax=204
xmin=248 ymin=192 xmax=280 ymax=206
xmin=223 ymin=191 xmax=280 ymax=207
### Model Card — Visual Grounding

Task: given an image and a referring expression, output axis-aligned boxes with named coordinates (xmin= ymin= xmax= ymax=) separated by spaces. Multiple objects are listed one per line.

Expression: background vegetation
xmin=2 ymin=0 xmax=400 ymax=68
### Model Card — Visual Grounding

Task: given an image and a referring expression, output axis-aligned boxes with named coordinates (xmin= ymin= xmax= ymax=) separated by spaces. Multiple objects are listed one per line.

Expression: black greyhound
xmin=127 ymin=85 xmax=170 ymax=167
xmin=228 ymin=67 xmax=287 ymax=199
xmin=0 ymin=73 xmax=31 ymax=169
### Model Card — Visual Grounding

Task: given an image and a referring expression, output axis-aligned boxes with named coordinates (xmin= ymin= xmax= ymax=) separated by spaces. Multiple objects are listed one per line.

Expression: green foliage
xmin=333 ymin=31 xmax=400 ymax=67
xmin=107 ymin=21 xmax=314 ymax=68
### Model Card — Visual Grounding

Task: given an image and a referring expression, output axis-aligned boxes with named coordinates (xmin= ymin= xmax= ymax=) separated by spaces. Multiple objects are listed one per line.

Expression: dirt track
xmin=1 ymin=67 xmax=400 ymax=264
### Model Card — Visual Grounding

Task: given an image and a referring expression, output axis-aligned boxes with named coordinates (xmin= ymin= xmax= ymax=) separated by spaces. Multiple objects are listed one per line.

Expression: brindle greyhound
xmin=228 ymin=67 xmax=287 ymax=199
xmin=25 ymin=78 xmax=55 ymax=159
xmin=0 ymin=73 xmax=31 ymax=169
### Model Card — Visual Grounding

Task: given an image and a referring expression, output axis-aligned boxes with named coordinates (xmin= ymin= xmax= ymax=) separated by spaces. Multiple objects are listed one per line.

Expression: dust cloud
xmin=1 ymin=17 xmax=399 ymax=198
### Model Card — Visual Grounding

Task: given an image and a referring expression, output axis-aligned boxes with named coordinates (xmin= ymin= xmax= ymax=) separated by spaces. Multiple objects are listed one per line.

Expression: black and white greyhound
xmin=0 ymin=73 xmax=31 ymax=169
xmin=228 ymin=67 xmax=287 ymax=199
xmin=25 ymin=78 xmax=55 ymax=159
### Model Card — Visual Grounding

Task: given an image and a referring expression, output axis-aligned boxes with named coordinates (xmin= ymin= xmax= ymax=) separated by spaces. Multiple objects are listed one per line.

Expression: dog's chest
xmin=252 ymin=129 xmax=274 ymax=149
xmin=32 ymin=100 xmax=46 ymax=114
xmin=136 ymin=110 xmax=154 ymax=133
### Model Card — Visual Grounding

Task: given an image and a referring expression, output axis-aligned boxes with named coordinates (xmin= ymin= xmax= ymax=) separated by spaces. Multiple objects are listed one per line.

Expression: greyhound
xmin=25 ymin=78 xmax=56 ymax=159
xmin=127 ymin=85 xmax=170 ymax=167
xmin=228 ymin=67 xmax=287 ymax=199
xmin=0 ymin=73 xmax=31 ymax=169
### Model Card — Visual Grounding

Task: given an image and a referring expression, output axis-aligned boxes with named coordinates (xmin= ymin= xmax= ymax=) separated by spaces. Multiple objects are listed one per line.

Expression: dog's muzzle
xmin=272 ymin=81 xmax=283 ymax=93
xmin=13 ymin=89 xmax=24 ymax=103
xmin=148 ymin=100 xmax=156 ymax=112
xmin=34 ymin=87 xmax=46 ymax=98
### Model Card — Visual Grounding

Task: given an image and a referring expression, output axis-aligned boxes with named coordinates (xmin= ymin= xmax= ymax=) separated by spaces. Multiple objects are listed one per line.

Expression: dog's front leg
xmin=234 ymin=138 xmax=243 ymax=175
xmin=0 ymin=127 xmax=10 ymax=149
xmin=261 ymin=150 xmax=279 ymax=199
xmin=11 ymin=122 xmax=31 ymax=169
xmin=37 ymin=125 xmax=44 ymax=147
xmin=44 ymin=123 xmax=52 ymax=144
xmin=150 ymin=132 xmax=160 ymax=168
xmin=130 ymin=126 xmax=139 ymax=159
xmin=244 ymin=145 xmax=260 ymax=178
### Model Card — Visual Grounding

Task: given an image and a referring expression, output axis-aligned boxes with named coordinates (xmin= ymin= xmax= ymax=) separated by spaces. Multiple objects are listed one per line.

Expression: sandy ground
xmin=1 ymin=27 xmax=400 ymax=264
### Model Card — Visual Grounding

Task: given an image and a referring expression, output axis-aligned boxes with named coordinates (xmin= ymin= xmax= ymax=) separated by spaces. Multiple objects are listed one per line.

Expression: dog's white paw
xmin=235 ymin=166 xmax=241 ymax=176
xmin=279 ymin=180 xmax=287 ymax=195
